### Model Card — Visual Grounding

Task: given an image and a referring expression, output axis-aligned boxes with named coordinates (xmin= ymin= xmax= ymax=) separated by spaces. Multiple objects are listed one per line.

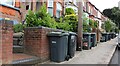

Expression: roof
xmin=0 ymin=4 xmax=20 ymax=11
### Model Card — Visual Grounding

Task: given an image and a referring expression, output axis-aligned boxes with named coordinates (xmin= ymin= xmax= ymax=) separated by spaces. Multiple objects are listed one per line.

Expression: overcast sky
xmin=89 ymin=0 xmax=120 ymax=12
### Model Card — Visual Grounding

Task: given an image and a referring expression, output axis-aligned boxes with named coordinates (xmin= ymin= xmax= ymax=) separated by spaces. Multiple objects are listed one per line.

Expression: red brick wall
xmin=24 ymin=27 xmax=63 ymax=62
xmin=0 ymin=19 xmax=13 ymax=65
xmin=0 ymin=5 xmax=21 ymax=22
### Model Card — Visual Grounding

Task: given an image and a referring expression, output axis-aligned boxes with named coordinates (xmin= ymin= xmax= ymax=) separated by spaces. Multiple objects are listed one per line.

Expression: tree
xmin=104 ymin=20 xmax=112 ymax=32
xmin=103 ymin=7 xmax=120 ymax=29
xmin=103 ymin=9 xmax=112 ymax=19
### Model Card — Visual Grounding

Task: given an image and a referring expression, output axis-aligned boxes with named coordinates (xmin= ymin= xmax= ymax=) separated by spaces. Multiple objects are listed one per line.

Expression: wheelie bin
xmin=108 ymin=33 xmax=111 ymax=40
xmin=112 ymin=32 xmax=116 ymax=39
xmin=68 ymin=32 xmax=77 ymax=58
xmin=91 ymin=33 xmax=97 ymax=47
xmin=83 ymin=33 xmax=92 ymax=50
xmin=101 ymin=33 xmax=109 ymax=42
xmin=47 ymin=32 xmax=69 ymax=62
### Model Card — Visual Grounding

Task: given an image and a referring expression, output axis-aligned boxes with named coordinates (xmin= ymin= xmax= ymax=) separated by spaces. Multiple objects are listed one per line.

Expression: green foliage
xmin=103 ymin=7 xmax=120 ymax=29
xmin=83 ymin=21 xmax=89 ymax=32
xmin=13 ymin=23 xmax=26 ymax=33
xmin=101 ymin=20 xmax=117 ymax=32
xmin=89 ymin=19 xmax=98 ymax=28
xmin=94 ymin=21 xmax=98 ymax=28
xmin=83 ymin=13 xmax=90 ymax=32
xmin=64 ymin=15 xmax=78 ymax=32
xmin=56 ymin=8 xmax=78 ymax=32
xmin=26 ymin=4 xmax=57 ymax=28
xmin=56 ymin=15 xmax=78 ymax=32
xmin=56 ymin=22 xmax=71 ymax=31
xmin=104 ymin=20 xmax=112 ymax=32
xmin=89 ymin=19 xmax=94 ymax=28
xmin=65 ymin=8 xmax=75 ymax=15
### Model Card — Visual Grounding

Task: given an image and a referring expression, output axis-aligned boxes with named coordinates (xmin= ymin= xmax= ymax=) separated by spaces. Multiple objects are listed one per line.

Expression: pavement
xmin=42 ymin=37 xmax=118 ymax=64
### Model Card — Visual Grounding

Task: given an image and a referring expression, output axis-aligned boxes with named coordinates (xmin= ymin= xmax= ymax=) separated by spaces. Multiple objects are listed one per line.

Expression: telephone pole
xmin=77 ymin=0 xmax=83 ymax=51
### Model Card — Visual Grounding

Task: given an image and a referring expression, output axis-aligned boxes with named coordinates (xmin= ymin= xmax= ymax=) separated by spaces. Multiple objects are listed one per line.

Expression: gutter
xmin=0 ymin=4 xmax=21 ymax=14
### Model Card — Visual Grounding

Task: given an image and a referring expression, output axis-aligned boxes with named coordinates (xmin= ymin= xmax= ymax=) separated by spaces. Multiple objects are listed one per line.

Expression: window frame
xmin=56 ymin=2 xmax=62 ymax=18
xmin=48 ymin=7 xmax=54 ymax=16
xmin=0 ymin=0 xmax=15 ymax=7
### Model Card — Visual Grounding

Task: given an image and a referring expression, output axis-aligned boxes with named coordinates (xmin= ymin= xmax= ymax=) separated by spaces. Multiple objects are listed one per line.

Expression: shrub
xmin=83 ymin=13 xmax=90 ymax=32
xmin=65 ymin=8 xmax=75 ymax=15
xmin=13 ymin=23 xmax=26 ymax=33
xmin=26 ymin=4 xmax=57 ymax=28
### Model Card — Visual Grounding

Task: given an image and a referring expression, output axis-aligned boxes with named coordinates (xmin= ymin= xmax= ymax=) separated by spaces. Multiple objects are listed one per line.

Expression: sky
xmin=89 ymin=0 xmax=120 ymax=12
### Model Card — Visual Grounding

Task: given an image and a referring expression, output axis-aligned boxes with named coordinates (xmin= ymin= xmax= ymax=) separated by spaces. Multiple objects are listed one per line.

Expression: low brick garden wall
xmin=24 ymin=26 xmax=65 ymax=62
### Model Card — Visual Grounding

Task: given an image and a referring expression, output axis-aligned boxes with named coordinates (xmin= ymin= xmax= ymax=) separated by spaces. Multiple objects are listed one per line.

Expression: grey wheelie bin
xmin=83 ymin=33 xmax=92 ymax=50
xmin=68 ymin=32 xmax=77 ymax=58
xmin=101 ymin=33 xmax=109 ymax=42
xmin=47 ymin=32 xmax=69 ymax=62
xmin=91 ymin=33 xmax=97 ymax=47
xmin=110 ymin=32 xmax=116 ymax=39
xmin=108 ymin=33 xmax=111 ymax=40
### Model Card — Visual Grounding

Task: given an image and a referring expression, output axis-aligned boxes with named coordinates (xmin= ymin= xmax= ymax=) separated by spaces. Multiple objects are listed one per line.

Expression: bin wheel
xmin=65 ymin=55 xmax=70 ymax=61
xmin=90 ymin=47 xmax=92 ymax=49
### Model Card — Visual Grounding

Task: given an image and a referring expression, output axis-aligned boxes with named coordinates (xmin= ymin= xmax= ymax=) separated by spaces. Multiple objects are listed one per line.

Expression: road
xmin=109 ymin=47 xmax=119 ymax=66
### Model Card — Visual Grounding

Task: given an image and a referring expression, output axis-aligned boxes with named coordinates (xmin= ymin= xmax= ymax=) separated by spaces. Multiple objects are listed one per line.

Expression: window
xmin=47 ymin=0 xmax=54 ymax=16
xmin=0 ymin=0 xmax=15 ymax=7
xmin=0 ymin=18 xmax=3 ymax=20
xmin=36 ymin=2 xmax=41 ymax=11
xmin=48 ymin=7 xmax=53 ymax=16
xmin=56 ymin=2 xmax=62 ymax=18
xmin=26 ymin=5 xmax=29 ymax=10
xmin=48 ymin=0 xmax=53 ymax=7
xmin=13 ymin=20 xmax=19 ymax=25
xmin=56 ymin=10 xmax=60 ymax=18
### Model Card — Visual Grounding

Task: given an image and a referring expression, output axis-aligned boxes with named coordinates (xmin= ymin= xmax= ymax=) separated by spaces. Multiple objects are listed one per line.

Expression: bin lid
xmin=69 ymin=32 xmax=77 ymax=35
xmin=83 ymin=33 xmax=91 ymax=35
xmin=91 ymin=33 xmax=96 ymax=35
xmin=102 ymin=33 xmax=109 ymax=35
xmin=47 ymin=32 xmax=69 ymax=37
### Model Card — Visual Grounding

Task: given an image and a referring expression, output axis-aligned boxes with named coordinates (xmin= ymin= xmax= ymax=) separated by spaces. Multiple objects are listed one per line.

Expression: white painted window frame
xmin=0 ymin=0 xmax=15 ymax=7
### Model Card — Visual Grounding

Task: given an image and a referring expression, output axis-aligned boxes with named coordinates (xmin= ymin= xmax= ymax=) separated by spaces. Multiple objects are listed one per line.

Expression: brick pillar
xmin=0 ymin=19 xmax=13 ymax=65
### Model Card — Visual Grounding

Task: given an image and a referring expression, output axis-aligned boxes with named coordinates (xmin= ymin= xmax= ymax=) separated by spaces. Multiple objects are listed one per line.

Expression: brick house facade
xmin=0 ymin=0 xmax=64 ymax=23
xmin=0 ymin=1 xmax=21 ymax=23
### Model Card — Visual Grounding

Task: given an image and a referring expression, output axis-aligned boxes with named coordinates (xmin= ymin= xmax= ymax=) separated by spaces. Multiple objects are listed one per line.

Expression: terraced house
xmin=0 ymin=0 xmax=21 ymax=23
xmin=0 ymin=0 xmax=110 ymax=65
xmin=0 ymin=0 xmax=64 ymax=24
xmin=0 ymin=0 xmax=107 ymax=24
